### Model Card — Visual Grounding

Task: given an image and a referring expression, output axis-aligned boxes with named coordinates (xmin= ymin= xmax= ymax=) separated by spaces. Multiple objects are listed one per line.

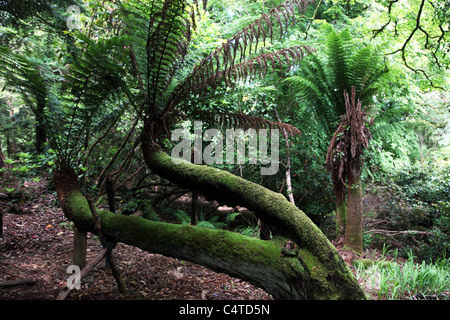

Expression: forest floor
xmin=0 ymin=174 xmax=370 ymax=301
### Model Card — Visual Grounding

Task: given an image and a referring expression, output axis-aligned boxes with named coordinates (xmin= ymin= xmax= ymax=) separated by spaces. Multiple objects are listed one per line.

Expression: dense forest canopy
xmin=0 ymin=0 xmax=449 ymax=301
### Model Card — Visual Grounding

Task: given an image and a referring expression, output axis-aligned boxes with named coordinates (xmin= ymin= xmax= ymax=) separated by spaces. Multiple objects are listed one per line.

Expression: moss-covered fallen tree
xmin=53 ymin=150 xmax=366 ymax=300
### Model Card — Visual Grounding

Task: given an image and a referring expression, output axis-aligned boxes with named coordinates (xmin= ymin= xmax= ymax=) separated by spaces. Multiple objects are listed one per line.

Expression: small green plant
xmin=234 ymin=225 xmax=260 ymax=238
xmin=355 ymin=252 xmax=450 ymax=300
xmin=4 ymin=187 xmax=15 ymax=193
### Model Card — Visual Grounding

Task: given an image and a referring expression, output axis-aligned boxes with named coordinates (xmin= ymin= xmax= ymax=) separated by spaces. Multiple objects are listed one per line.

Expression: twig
xmin=386 ymin=0 xmax=444 ymax=90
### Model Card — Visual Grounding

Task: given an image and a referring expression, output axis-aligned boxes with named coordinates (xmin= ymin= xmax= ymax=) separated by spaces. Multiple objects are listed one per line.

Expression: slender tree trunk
xmin=259 ymin=220 xmax=271 ymax=240
xmin=274 ymin=108 xmax=295 ymax=204
xmin=7 ymin=101 xmax=16 ymax=157
xmin=73 ymin=227 xmax=87 ymax=269
xmin=190 ymin=150 xmax=198 ymax=225
xmin=105 ymin=176 xmax=116 ymax=213
xmin=191 ymin=191 xmax=198 ymax=225
xmin=344 ymin=164 xmax=363 ymax=253
xmin=35 ymin=102 xmax=47 ymax=154
xmin=0 ymin=139 xmax=4 ymax=174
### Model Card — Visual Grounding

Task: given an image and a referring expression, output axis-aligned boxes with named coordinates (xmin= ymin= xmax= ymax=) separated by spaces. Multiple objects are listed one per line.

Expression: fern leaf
xmin=196 ymin=111 xmax=301 ymax=137
xmin=166 ymin=0 xmax=315 ymax=114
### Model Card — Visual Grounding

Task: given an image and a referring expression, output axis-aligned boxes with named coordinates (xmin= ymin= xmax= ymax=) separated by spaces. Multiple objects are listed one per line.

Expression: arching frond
xmin=285 ymin=53 xmax=337 ymax=136
xmin=0 ymin=46 xmax=47 ymax=109
xmin=1 ymin=30 xmax=133 ymax=167
xmin=173 ymin=45 xmax=314 ymax=104
xmin=120 ymin=0 xmax=201 ymax=113
xmin=196 ymin=110 xmax=301 ymax=136
xmin=165 ymin=0 xmax=316 ymax=115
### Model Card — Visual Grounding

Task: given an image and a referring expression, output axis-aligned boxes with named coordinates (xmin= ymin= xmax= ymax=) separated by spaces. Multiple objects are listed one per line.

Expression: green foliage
xmin=0 ymin=151 xmax=56 ymax=177
xmin=233 ymin=225 xmax=260 ymax=238
xmin=355 ymin=252 xmax=450 ymax=300
xmin=364 ymin=160 xmax=450 ymax=260
xmin=285 ymin=25 xmax=386 ymax=136
xmin=394 ymin=165 xmax=450 ymax=260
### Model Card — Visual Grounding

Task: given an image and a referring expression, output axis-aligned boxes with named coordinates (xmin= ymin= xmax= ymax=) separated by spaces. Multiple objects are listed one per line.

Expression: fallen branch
xmin=86 ymin=195 xmax=127 ymax=293
xmin=0 ymin=278 xmax=36 ymax=288
xmin=364 ymin=229 xmax=431 ymax=237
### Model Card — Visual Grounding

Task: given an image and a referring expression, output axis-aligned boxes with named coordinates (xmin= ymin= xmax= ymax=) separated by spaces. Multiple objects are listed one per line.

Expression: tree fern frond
xmin=326 ymin=29 xmax=352 ymax=114
xmin=120 ymin=0 xmax=201 ymax=113
xmin=168 ymin=44 xmax=314 ymax=111
xmin=285 ymin=26 xmax=387 ymax=139
xmin=195 ymin=110 xmax=301 ymax=136
xmin=165 ymin=0 xmax=315 ymax=114
xmin=284 ymin=53 xmax=338 ymax=136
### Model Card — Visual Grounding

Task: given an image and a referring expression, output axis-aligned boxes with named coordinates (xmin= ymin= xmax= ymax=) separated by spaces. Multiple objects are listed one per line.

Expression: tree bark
xmin=334 ymin=180 xmax=347 ymax=238
xmin=345 ymin=166 xmax=363 ymax=253
xmin=73 ymin=227 xmax=87 ymax=269
xmin=53 ymin=162 xmax=366 ymax=300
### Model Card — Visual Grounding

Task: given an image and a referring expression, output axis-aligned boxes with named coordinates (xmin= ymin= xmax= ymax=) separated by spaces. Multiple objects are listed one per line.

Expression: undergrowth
xmin=355 ymin=249 xmax=450 ymax=300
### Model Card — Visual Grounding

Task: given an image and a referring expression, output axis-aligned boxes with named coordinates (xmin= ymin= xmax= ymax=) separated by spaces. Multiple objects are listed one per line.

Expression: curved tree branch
xmin=139 ymin=148 xmax=366 ymax=299
xmin=53 ymin=166 xmax=365 ymax=300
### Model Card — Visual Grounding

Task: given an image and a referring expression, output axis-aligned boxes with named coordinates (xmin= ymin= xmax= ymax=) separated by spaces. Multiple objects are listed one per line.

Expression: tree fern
xmin=285 ymin=27 xmax=387 ymax=137
xmin=326 ymin=29 xmax=352 ymax=115
xmin=112 ymin=0 xmax=317 ymax=144
xmin=0 ymin=28 xmax=134 ymax=167
xmin=287 ymin=53 xmax=336 ymax=135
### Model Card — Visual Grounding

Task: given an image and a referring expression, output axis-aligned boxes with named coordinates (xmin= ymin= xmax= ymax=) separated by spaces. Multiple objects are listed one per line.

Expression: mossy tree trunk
xmin=53 ymin=144 xmax=366 ymax=299
xmin=141 ymin=147 xmax=366 ymax=299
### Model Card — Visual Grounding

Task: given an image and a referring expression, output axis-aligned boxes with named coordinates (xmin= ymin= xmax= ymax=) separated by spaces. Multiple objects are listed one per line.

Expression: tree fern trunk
xmin=344 ymin=164 xmax=363 ymax=253
xmin=334 ymin=180 xmax=347 ymax=238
